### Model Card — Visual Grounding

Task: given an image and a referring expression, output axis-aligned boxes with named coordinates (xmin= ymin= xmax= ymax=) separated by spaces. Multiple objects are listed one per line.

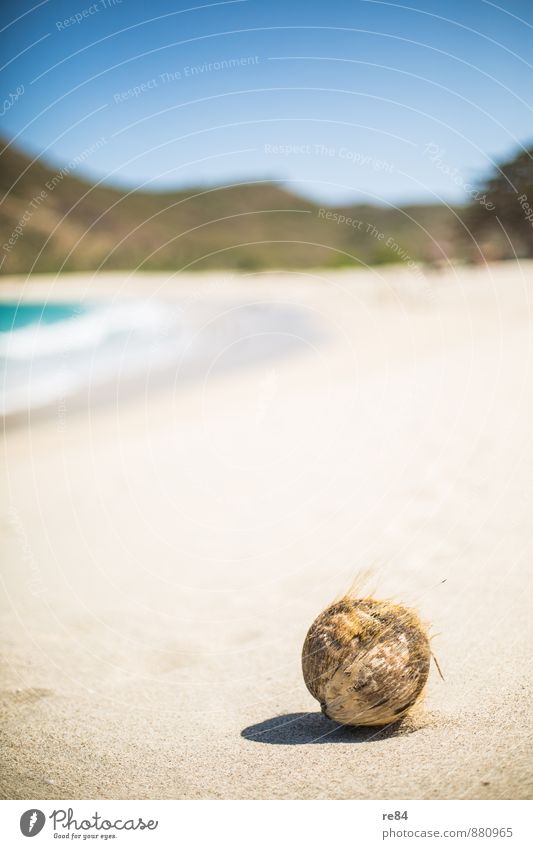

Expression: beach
xmin=1 ymin=262 xmax=532 ymax=800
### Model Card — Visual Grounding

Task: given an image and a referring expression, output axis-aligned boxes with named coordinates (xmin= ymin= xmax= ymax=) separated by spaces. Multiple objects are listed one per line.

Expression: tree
xmin=462 ymin=147 xmax=533 ymax=260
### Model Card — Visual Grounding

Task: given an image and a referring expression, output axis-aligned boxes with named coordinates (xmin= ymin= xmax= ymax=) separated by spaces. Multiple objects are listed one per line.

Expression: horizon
xmin=1 ymin=0 xmax=532 ymax=206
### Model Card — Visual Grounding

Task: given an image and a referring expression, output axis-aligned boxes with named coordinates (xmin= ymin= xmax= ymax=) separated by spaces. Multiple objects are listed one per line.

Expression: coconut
xmin=302 ymin=595 xmax=431 ymax=727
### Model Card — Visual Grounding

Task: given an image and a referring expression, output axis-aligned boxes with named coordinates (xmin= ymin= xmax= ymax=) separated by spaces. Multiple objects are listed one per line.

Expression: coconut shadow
xmin=241 ymin=712 xmax=409 ymax=745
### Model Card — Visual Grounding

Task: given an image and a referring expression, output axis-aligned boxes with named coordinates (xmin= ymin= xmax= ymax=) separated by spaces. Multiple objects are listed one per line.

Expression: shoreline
xmin=1 ymin=285 xmax=324 ymax=427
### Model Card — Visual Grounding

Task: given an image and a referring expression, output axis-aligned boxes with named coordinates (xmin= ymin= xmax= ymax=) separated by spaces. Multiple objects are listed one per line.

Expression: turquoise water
xmin=1 ymin=297 xmax=320 ymax=418
xmin=0 ymin=299 xmax=144 ymax=416
xmin=0 ymin=302 xmax=88 ymax=332
xmin=0 ymin=298 xmax=192 ymax=416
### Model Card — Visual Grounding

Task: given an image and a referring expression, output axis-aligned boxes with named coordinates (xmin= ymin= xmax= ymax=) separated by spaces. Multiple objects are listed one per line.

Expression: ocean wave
xmin=0 ymin=301 xmax=174 ymax=360
xmin=0 ymin=297 xmax=320 ymax=418
xmin=0 ymin=300 xmax=189 ymax=416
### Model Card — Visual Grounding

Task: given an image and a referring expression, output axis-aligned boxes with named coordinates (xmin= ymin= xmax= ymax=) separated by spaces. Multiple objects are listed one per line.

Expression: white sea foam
xmin=0 ymin=300 xmax=190 ymax=416
xmin=0 ymin=297 xmax=319 ymax=418
xmin=0 ymin=301 xmax=172 ymax=359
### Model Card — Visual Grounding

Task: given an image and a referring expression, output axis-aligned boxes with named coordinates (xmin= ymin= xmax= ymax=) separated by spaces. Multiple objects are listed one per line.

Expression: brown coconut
xmin=302 ymin=595 xmax=431 ymax=727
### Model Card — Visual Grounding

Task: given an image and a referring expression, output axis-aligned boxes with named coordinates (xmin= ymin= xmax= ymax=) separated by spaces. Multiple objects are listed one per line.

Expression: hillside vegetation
xmin=1 ymin=141 xmax=460 ymax=275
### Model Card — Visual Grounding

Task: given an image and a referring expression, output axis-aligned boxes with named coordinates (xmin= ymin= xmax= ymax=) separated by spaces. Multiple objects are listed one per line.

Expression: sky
xmin=1 ymin=0 xmax=532 ymax=205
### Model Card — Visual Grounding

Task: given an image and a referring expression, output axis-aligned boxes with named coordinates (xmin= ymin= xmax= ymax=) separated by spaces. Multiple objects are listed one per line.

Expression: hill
xmin=0 ymin=141 xmax=460 ymax=275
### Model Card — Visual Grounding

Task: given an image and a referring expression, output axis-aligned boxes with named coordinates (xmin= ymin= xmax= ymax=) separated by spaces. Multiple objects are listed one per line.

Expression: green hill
xmin=0 ymin=141 xmax=460 ymax=275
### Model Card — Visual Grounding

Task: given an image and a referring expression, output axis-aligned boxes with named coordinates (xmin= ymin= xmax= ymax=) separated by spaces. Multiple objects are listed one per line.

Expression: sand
xmin=1 ymin=262 xmax=532 ymax=800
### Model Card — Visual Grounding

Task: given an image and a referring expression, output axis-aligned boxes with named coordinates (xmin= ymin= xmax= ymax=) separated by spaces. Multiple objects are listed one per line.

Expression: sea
xmin=0 ymin=298 xmax=319 ymax=419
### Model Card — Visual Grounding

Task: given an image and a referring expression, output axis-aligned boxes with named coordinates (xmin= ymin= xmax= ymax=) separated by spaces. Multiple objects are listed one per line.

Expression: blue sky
xmin=1 ymin=0 xmax=532 ymax=204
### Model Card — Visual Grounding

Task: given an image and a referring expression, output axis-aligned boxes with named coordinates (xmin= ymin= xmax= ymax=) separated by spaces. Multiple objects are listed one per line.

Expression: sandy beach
xmin=1 ymin=262 xmax=532 ymax=800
